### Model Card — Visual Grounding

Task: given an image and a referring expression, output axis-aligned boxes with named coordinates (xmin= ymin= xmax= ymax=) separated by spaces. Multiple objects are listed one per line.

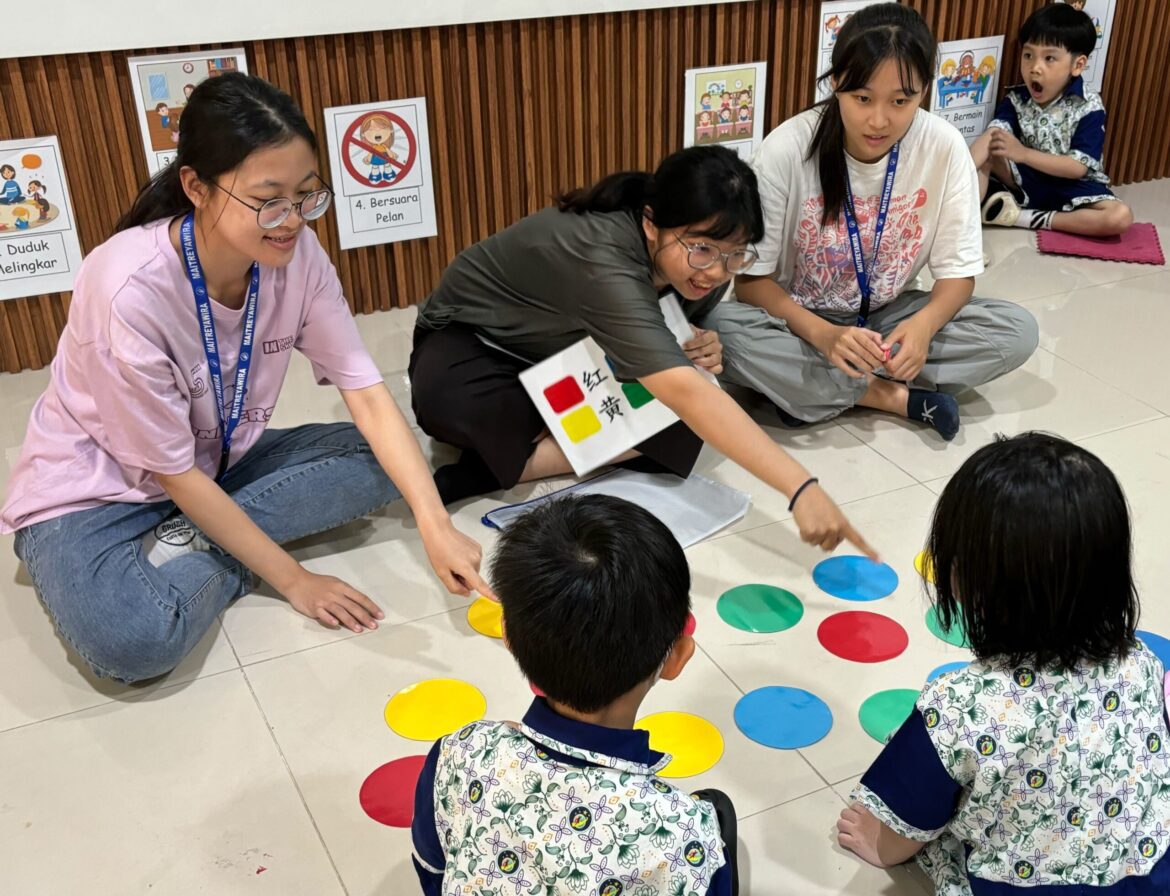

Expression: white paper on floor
xmin=482 ymin=469 xmax=751 ymax=547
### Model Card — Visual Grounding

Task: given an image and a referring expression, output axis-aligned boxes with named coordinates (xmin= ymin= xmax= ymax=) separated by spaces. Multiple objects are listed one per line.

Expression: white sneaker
xmin=142 ymin=517 xmax=210 ymax=567
xmin=981 ymin=191 xmax=1020 ymax=226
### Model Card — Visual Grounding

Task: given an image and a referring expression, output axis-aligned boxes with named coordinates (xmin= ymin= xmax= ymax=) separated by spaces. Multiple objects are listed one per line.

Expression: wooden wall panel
xmin=1 ymin=0 xmax=1167 ymax=372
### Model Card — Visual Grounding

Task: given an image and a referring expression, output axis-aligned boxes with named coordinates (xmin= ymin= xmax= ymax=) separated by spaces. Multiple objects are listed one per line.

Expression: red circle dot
xmin=817 ymin=611 xmax=908 ymax=663
xmin=683 ymin=612 xmax=697 ymax=637
xmin=359 ymin=755 xmax=427 ymax=827
xmin=530 ymin=680 xmax=545 ymax=697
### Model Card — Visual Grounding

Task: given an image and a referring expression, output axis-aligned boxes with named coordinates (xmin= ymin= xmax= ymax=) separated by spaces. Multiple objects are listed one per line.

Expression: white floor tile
xmin=0 ymin=671 xmax=343 ymax=895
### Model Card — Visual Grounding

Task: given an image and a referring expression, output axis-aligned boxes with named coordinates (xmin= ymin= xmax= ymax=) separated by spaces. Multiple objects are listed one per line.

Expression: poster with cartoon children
xmin=932 ymin=36 xmax=1005 ymax=145
xmin=127 ymin=49 xmax=248 ymax=176
xmin=323 ymin=98 xmax=439 ymax=250
xmin=682 ymin=62 xmax=767 ymax=162
xmin=1058 ymin=0 xmax=1116 ymax=94
xmin=816 ymin=0 xmax=887 ymax=99
xmin=0 ymin=136 xmax=85 ymax=301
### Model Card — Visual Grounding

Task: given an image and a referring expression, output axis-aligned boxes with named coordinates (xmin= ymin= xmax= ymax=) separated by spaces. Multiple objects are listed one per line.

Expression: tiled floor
xmin=1 ymin=179 xmax=1168 ymax=895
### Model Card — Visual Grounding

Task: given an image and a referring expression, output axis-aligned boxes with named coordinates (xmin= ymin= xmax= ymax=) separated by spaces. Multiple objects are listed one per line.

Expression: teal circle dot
xmin=717 ymin=585 xmax=804 ymax=633
xmin=859 ymin=689 xmax=919 ymax=743
xmin=926 ymin=606 xmax=969 ymax=648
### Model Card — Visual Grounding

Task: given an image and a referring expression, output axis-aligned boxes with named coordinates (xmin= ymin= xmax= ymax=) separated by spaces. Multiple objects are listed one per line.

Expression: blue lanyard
xmin=179 ymin=212 xmax=260 ymax=480
xmin=842 ymin=141 xmax=899 ymax=328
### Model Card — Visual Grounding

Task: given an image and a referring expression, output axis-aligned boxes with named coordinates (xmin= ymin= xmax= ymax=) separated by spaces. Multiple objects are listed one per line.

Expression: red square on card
xmin=543 ymin=376 xmax=584 ymax=413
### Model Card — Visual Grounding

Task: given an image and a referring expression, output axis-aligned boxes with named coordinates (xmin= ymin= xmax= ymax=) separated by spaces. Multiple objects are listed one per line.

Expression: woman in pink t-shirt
xmin=0 ymin=74 xmax=491 ymax=683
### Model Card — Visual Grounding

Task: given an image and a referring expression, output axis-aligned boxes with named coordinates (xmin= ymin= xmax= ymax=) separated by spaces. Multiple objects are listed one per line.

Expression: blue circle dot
xmin=733 ymin=686 xmax=833 ymax=749
xmin=1138 ymin=630 xmax=1170 ymax=668
xmin=813 ymin=556 xmax=899 ymax=602
xmin=926 ymin=661 xmax=970 ymax=684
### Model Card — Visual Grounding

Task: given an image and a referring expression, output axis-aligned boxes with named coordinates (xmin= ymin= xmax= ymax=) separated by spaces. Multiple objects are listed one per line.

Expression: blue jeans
xmin=14 ymin=423 xmax=402 ymax=683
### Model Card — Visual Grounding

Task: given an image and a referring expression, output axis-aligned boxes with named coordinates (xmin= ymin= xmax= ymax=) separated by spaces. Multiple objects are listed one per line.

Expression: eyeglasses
xmin=674 ymin=234 xmax=759 ymax=275
xmin=213 ymin=177 xmax=334 ymax=230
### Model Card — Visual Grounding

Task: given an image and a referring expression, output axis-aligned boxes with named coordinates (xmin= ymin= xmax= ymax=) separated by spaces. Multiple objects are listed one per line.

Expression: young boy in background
xmin=974 ymin=3 xmax=1132 ymax=236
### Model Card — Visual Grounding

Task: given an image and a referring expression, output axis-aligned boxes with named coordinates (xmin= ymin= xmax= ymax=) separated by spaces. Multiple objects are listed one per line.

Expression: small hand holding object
xmin=819 ymin=325 xmax=887 ymax=378
xmin=684 ymin=325 xmax=724 ymax=374
xmin=882 ymin=317 xmax=931 ymax=382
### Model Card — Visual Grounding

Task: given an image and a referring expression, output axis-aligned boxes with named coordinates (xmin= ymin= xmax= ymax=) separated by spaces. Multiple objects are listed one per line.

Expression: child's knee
xmin=1104 ymin=201 xmax=1133 ymax=234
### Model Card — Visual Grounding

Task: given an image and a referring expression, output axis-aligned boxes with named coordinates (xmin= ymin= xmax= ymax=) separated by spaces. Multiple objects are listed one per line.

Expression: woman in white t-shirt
xmin=710 ymin=3 xmax=1037 ymax=441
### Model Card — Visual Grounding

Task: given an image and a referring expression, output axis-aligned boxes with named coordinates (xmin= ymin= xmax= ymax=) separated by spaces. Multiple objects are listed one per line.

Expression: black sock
xmin=433 ymin=451 xmax=501 ymax=504
xmin=907 ymin=389 xmax=960 ymax=441
xmin=774 ymin=405 xmax=810 ymax=428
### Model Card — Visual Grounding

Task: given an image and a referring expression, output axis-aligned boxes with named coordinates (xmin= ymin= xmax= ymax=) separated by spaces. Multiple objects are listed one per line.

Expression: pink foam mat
xmin=1036 ymin=222 xmax=1165 ymax=265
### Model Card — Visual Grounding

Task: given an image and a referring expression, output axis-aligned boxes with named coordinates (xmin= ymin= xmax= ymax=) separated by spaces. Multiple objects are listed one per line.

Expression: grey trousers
xmin=703 ymin=290 xmax=1039 ymax=423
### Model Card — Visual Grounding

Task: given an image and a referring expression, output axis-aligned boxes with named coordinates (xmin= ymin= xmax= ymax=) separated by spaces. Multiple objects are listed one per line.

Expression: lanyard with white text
xmin=179 ymin=212 xmax=260 ymax=480
xmin=842 ymin=141 xmax=899 ymax=328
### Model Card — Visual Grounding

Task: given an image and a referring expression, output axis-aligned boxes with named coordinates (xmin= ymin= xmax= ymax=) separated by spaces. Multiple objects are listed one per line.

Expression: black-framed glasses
xmin=674 ymin=234 xmax=759 ymax=275
xmin=214 ymin=176 xmax=334 ymax=230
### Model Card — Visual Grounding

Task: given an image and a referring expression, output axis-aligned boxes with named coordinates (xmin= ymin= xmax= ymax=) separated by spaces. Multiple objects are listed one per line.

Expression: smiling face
xmin=643 ymin=215 xmax=752 ymax=301
xmin=835 ymin=56 xmax=925 ymax=163
xmin=1020 ymin=42 xmax=1086 ymax=107
xmin=190 ymin=137 xmax=321 ymax=269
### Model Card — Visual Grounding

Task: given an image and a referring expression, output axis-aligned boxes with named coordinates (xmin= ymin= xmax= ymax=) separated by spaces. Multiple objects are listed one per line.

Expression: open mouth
xmin=1029 ymin=80 xmax=1044 ymax=97
xmin=687 ymin=276 xmax=714 ymax=294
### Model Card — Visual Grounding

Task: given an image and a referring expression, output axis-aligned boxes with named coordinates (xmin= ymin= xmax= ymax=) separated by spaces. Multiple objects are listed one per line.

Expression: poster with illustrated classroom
xmin=932 ymin=36 xmax=1005 ymax=145
xmin=127 ymin=49 xmax=248 ymax=175
xmin=683 ymin=62 xmax=768 ymax=162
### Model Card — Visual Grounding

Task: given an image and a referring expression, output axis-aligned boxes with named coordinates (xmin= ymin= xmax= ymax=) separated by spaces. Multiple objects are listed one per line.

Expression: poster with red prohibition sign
xmin=323 ymin=98 xmax=438 ymax=250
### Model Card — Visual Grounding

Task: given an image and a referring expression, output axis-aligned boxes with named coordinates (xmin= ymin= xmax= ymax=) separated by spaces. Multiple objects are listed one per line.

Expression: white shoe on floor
xmin=981 ymin=191 xmax=1021 ymax=226
xmin=142 ymin=517 xmax=211 ymax=567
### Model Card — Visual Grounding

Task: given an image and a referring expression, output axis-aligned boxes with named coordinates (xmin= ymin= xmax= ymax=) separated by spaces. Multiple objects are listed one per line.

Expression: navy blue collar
xmin=1011 ymin=73 xmax=1086 ymax=103
xmin=521 ymin=698 xmax=664 ymax=767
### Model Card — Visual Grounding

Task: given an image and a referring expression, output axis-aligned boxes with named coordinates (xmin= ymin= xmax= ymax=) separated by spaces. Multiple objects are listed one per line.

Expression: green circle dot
xmin=926 ymin=606 xmax=970 ymax=648
xmin=859 ymin=689 xmax=919 ymax=743
xmin=717 ymin=585 xmax=804 ymax=633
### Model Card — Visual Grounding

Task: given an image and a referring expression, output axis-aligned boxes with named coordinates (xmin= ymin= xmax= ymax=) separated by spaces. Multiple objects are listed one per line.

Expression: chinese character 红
xmin=582 ymin=368 xmax=609 ymax=392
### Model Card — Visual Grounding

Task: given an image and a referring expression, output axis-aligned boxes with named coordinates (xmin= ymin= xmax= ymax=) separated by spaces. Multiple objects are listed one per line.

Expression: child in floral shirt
xmin=838 ymin=433 xmax=1170 ymax=893
xmin=412 ymin=495 xmax=738 ymax=896
xmin=973 ymin=4 xmax=1132 ymax=236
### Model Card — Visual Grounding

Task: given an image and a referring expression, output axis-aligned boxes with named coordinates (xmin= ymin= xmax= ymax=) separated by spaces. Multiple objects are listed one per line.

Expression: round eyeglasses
xmin=214 ymin=179 xmax=334 ymax=230
xmin=674 ymin=234 xmax=759 ymax=275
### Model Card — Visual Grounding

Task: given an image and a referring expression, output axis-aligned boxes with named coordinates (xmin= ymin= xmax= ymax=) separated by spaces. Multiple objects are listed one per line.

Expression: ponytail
xmin=809 ymin=87 xmax=850 ymax=228
xmin=555 ymin=172 xmax=651 ymax=215
xmin=555 ymin=146 xmax=763 ymax=244
xmin=115 ymin=161 xmax=192 ymax=232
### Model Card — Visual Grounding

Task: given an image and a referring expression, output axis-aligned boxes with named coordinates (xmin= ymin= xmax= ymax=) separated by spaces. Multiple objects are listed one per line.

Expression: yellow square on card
xmin=561 ymin=406 xmax=602 ymax=443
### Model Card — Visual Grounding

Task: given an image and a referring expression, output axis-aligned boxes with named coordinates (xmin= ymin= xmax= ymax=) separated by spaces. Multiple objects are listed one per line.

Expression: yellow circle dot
xmin=384 ymin=679 xmax=487 ymax=741
xmin=467 ymin=597 xmax=503 ymax=639
xmin=914 ymin=550 xmax=936 ymax=584
xmin=635 ymin=711 xmax=724 ymax=778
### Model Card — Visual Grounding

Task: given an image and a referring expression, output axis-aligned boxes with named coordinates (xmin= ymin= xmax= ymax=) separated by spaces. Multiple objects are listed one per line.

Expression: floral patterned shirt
xmin=412 ymin=698 xmax=731 ymax=896
xmin=854 ymin=640 xmax=1170 ymax=893
xmin=989 ymin=75 xmax=1110 ymax=186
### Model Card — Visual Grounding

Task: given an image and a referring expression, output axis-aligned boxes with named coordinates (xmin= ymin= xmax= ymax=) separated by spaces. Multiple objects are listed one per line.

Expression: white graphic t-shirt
xmin=746 ymin=107 xmax=983 ymax=316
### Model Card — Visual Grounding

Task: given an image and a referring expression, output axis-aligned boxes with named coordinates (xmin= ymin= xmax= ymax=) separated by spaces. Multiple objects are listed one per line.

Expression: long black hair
xmin=555 ymin=145 xmax=764 ymax=244
xmin=808 ymin=3 xmax=935 ymax=226
xmin=116 ymin=72 xmax=317 ymax=232
xmin=927 ymin=433 xmax=1138 ymax=672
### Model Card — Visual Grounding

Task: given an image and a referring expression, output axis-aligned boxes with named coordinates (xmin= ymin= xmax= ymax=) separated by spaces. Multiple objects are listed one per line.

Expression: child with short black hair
xmin=974 ymin=4 xmax=1132 ymax=236
xmin=838 ymin=432 xmax=1170 ymax=892
xmin=412 ymin=494 xmax=738 ymax=895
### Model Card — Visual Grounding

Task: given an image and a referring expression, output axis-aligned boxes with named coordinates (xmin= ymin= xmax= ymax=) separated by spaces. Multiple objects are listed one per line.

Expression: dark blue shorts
xmin=989 ymin=163 xmax=1115 ymax=212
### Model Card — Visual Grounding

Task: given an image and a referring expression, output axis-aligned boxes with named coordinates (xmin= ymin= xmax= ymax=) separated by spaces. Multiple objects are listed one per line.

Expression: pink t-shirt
xmin=1 ymin=220 xmax=383 ymax=532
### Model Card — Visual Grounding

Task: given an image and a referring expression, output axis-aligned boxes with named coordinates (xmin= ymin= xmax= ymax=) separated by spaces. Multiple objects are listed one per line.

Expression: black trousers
xmin=409 ymin=324 xmax=703 ymax=488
